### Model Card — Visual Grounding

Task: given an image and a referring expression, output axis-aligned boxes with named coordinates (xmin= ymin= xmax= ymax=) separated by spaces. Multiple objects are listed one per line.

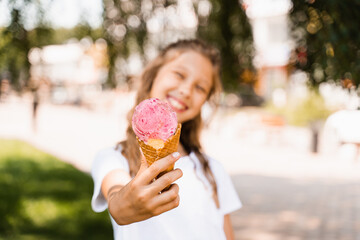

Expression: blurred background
xmin=0 ymin=0 xmax=360 ymax=239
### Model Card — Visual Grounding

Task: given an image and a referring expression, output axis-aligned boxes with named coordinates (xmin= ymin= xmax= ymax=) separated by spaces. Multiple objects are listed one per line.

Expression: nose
xmin=178 ymin=81 xmax=192 ymax=98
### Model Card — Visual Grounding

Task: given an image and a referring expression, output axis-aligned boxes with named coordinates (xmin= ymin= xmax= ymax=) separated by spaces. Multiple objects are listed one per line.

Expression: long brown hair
xmin=118 ymin=39 xmax=222 ymax=205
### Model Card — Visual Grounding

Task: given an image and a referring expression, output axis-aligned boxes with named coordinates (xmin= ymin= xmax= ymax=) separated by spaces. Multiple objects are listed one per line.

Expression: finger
xmin=151 ymin=191 xmax=180 ymax=216
xmin=157 ymin=183 xmax=179 ymax=202
xmin=150 ymin=168 xmax=183 ymax=194
xmin=138 ymin=152 xmax=181 ymax=184
xmin=147 ymin=184 xmax=180 ymax=212
xmin=157 ymin=184 xmax=180 ymax=203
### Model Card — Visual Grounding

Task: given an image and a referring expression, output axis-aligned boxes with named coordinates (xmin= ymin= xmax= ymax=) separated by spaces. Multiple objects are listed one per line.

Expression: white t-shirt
xmin=91 ymin=146 xmax=241 ymax=240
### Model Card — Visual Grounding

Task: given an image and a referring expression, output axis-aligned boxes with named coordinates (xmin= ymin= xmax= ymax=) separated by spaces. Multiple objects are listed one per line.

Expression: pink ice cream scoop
xmin=132 ymin=98 xmax=178 ymax=143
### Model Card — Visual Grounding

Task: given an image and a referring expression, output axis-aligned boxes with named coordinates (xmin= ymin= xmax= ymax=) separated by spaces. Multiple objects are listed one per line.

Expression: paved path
xmin=1 ymin=93 xmax=360 ymax=240
xmin=232 ymin=175 xmax=360 ymax=240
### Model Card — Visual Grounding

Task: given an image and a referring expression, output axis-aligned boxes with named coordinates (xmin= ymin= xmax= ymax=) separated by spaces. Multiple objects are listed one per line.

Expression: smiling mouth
xmin=166 ymin=96 xmax=187 ymax=112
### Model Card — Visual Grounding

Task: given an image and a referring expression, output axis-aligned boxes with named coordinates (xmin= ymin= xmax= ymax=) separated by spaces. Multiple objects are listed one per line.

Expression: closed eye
xmin=195 ymin=84 xmax=207 ymax=93
xmin=173 ymin=71 xmax=185 ymax=80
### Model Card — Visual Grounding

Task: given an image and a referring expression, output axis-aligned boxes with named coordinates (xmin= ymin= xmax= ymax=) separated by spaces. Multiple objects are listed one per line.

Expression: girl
xmin=91 ymin=39 xmax=241 ymax=240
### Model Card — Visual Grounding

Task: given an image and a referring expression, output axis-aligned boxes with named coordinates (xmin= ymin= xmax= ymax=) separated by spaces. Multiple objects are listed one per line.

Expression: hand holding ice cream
xmin=132 ymin=98 xmax=181 ymax=172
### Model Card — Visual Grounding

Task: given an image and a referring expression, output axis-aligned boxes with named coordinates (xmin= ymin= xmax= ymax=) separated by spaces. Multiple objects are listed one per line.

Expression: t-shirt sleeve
xmin=91 ymin=147 xmax=130 ymax=213
xmin=209 ymin=158 xmax=242 ymax=215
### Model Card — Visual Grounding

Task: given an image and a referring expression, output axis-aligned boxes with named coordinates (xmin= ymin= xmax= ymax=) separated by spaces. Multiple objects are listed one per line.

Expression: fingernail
xmin=172 ymin=152 xmax=180 ymax=158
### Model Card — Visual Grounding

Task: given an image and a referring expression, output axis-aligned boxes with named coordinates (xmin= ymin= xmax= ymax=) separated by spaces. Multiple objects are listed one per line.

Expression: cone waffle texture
xmin=137 ymin=123 xmax=181 ymax=172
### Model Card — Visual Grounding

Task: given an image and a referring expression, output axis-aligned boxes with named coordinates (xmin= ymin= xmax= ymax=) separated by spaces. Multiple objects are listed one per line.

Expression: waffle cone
xmin=137 ymin=123 xmax=181 ymax=173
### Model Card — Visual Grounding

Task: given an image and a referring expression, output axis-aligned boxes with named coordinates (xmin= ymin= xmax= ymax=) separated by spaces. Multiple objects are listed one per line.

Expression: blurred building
xmin=243 ymin=0 xmax=293 ymax=102
xmin=28 ymin=38 xmax=108 ymax=104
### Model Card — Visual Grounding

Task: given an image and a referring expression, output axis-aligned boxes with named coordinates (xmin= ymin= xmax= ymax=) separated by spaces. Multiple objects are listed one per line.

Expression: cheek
xmin=149 ymin=85 xmax=159 ymax=98
xmin=188 ymin=95 xmax=207 ymax=118
xmin=194 ymin=93 xmax=208 ymax=107
xmin=150 ymin=79 xmax=165 ymax=98
xmin=151 ymin=76 xmax=177 ymax=98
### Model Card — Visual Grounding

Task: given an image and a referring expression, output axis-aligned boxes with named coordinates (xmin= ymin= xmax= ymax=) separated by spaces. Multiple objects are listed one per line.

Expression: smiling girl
xmin=91 ymin=39 xmax=241 ymax=240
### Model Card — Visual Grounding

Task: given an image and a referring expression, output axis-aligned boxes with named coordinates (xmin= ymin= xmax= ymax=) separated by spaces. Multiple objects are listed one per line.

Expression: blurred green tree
xmin=2 ymin=0 xmax=256 ymax=94
xmin=50 ymin=25 xmax=103 ymax=45
xmin=0 ymin=0 xmax=54 ymax=91
xmin=0 ymin=7 xmax=31 ymax=91
xmin=196 ymin=0 xmax=255 ymax=91
xmin=0 ymin=0 xmax=103 ymax=91
xmin=102 ymin=0 xmax=255 ymax=92
xmin=102 ymin=0 xmax=147 ymax=88
xmin=289 ymin=0 xmax=360 ymax=87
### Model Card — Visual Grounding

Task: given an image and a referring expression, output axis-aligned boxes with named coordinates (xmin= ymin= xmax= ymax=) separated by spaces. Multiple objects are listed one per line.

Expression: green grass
xmin=265 ymin=91 xmax=333 ymax=126
xmin=0 ymin=139 xmax=113 ymax=240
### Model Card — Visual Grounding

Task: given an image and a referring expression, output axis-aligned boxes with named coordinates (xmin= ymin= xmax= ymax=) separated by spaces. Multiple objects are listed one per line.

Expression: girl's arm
xmin=224 ymin=214 xmax=235 ymax=240
xmin=101 ymin=152 xmax=183 ymax=225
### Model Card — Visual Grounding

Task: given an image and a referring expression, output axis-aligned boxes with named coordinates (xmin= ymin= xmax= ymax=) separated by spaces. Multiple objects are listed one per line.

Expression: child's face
xmin=150 ymin=51 xmax=213 ymax=123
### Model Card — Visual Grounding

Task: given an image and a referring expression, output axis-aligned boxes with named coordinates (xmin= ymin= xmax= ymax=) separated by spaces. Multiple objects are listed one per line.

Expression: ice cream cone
xmin=137 ymin=123 xmax=181 ymax=173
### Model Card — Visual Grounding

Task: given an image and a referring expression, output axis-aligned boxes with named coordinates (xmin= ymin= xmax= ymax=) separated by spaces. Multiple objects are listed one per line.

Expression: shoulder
xmin=94 ymin=146 xmax=122 ymax=160
xmin=189 ymin=152 xmax=229 ymax=184
xmin=93 ymin=146 xmax=123 ymax=164
xmin=204 ymin=153 xmax=227 ymax=175
xmin=92 ymin=145 xmax=130 ymax=176
xmin=91 ymin=145 xmax=130 ymax=212
xmin=189 ymin=152 xmax=224 ymax=171
xmin=206 ymin=155 xmax=223 ymax=169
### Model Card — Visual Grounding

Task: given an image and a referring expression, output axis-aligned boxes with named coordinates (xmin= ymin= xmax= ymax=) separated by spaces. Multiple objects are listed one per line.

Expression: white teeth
xmin=168 ymin=98 xmax=185 ymax=110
